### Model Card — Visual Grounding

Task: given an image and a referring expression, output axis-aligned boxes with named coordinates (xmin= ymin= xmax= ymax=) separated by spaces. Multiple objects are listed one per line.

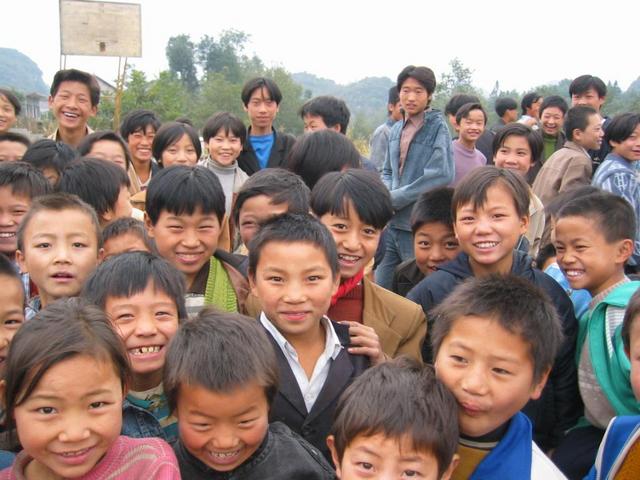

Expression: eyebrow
xmin=190 ymin=405 xmax=257 ymax=418
xmin=29 ymin=389 xmax=115 ymax=401
xmin=354 ymin=446 xmax=382 ymax=458
xmin=262 ymin=265 xmax=328 ymax=275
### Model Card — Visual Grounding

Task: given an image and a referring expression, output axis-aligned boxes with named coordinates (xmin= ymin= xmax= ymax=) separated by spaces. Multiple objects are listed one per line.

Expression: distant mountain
xmin=628 ymin=76 xmax=640 ymax=94
xmin=0 ymin=48 xmax=48 ymax=95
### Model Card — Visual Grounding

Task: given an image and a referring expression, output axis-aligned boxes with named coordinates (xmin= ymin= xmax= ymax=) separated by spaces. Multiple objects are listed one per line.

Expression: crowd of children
xmin=0 ymin=64 xmax=638 ymax=479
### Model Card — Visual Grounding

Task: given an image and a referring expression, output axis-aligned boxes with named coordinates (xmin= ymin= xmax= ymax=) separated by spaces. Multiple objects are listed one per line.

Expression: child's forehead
xmin=55 ymin=80 xmax=91 ymax=97
xmin=258 ymin=240 xmax=329 ymax=265
xmin=348 ymin=431 xmax=437 ymax=461
xmin=448 ymin=314 xmax=533 ymax=355
xmin=416 ymin=221 xmax=454 ymax=236
xmin=249 ymin=87 xmax=273 ymax=101
xmin=30 ymin=207 xmax=95 ymax=229
xmin=158 ymin=207 xmax=218 ymax=222
xmin=0 ymin=185 xmax=32 ymax=204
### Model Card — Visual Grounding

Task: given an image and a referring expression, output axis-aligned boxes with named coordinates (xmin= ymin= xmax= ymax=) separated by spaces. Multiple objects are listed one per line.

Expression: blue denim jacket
xmin=121 ymin=398 xmax=177 ymax=445
xmin=382 ymin=109 xmax=453 ymax=231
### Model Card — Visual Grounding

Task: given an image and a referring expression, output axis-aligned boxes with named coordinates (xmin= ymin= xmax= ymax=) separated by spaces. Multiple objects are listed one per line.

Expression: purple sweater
xmin=450 ymin=139 xmax=487 ymax=186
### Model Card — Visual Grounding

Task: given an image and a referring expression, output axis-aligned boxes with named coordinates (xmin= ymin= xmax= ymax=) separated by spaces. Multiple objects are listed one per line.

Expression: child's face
xmin=303 ymin=114 xmax=333 ymax=133
xmin=161 ymin=133 xmax=199 ymax=168
xmin=249 ymin=240 xmax=339 ymax=339
xmin=571 ymin=87 xmax=605 ymax=112
xmin=102 ymin=232 xmax=150 ymax=261
xmin=243 ymin=87 xmax=279 ymax=130
xmin=17 ymin=209 xmax=101 ymax=306
xmin=238 ymin=196 xmax=289 ymax=248
xmin=414 ymin=222 xmax=460 ymax=276
xmin=0 ymin=140 xmax=28 ymax=162
xmin=127 ymin=126 xmax=156 ymax=165
xmin=318 ymin=201 xmax=381 ymax=280
xmin=540 ymin=107 xmax=565 ymax=137
xmin=454 ymin=184 xmax=529 ymax=276
xmin=207 ymin=129 xmax=242 ymax=167
xmin=434 ymin=315 xmax=547 ymax=438
xmin=104 ymin=281 xmax=179 ymax=391
xmin=0 ymin=95 xmax=17 ymax=132
xmin=102 ymin=186 xmax=132 ymax=225
xmin=48 ymin=81 xmax=97 ymax=132
xmin=88 ymin=140 xmax=127 ymax=170
xmin=553 ymin=215 xmax=631 ymax=296
xmin=13 ymin=354 xmax=123 ymax=479
xmin=627 ymin=316 xmax=640 ymax=400
xmin=0 ymin=274 xmax=24 ymax=372
xmin=328 ymin=432 xmax=455 ymax=480
xmin=146 ymin=208 xmax=221 ymax=286
xmin=458 ymin=110 xmax=486 ymax=146
xmin=493 ymin=135 xmax=533 ymax=177
xmin=573 ymin=113 xmax=603 ymax=151
xmin=0 ymin=186 xmax=30 ymax=256
xmin=399 ymin=78 xmax=431 ymax=117
xmin=610 ymin=123 xmax=640 ymax=162
xmin=176 ymin=381 xmax=269 ymax=472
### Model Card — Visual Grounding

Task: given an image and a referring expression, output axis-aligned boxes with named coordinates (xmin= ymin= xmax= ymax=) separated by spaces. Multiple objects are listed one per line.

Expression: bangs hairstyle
xmin=145 ymin=165 xmax=225 ymax=225
xmin=521 ymin=92 xmax=541 ymax=114
xmin=491 ymin=123 xmax=543 ymax=162
xmin=0 ymin=132 xmax=31 ymax=149
xmin=0 ymin=161 xmax=51 ymax=199
xmin=452 ymin=166 xmax=530 ymax=220
xmin=164 ymin=309 xmax=279 ymax=412
xmin=232 ymin=168 xmax=310 ymax=228
xmin=299 ymin=96 xmax=351 ymax=134
xmin=569 ymin=75 xmax=607 ymax=98
xmin=101 ymin=217 xmax=155 ymax=253
xmin=17 ymin=193 xmax=102 ymax=251
xmin=152 ymin=121 xmax=202 ymax=166
xmin=622 ymin=288 xmax=640 ymax=351
xmin=119 ymin=109 xmax=161 ymax=139
xmin=445 ymin=94 xmax=479 ymax=117
xmin=331 ymin=358 xmax=458 ymax=475
xmin=50 ymin=69 xmax=100 ymax=107
xmin=540 ymin=95 xmax=569 ymax=116
xmin=411 ymin=187 xmax=455 ymax=233
xmin=494 ymin=97 xmax=518 ymax=117
xmin=311 ymin=169 xmax=393 ymax=230
xmin=77 ymin=130 xmax=132 ymax=169
xmin=605 ymin=112 xmax=640 ymax=147
xmin=22 ymin=139 xmax=78 ymax=179
xmin=3 ymin=298 xmax=130 ymax=432
xmin=555 ymin=191 xmax=635 ymax=243
xmin=0 ymin=89 xmax=22 ymax=115
xmin=202 ymin=112 xmax=247 ymax=145
xmin=241 ymin=77 xmax=283 ymax=106
xmin=81 ymin=251 xmax=186 ymax=320
xmin=0 ymin=252 xmax=24 ymax=304
xmin=431 ymin=275 xmax=563 ymax=382
xmin=248 ymin=213 xmax=339 ymax=279
xmin=455 ymin=102 xmax=487 ymax=125
xmin=397 ymin=65 xmax=436 ymax=95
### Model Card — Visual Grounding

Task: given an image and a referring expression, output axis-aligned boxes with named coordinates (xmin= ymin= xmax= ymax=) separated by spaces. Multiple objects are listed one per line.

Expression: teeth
xmin=565 ymin=270 xmax=583 ymax=277
xmin=61 ymin=447 xmax=89 ymax=457
xmin=475 ymin=242 xmax=498 ymax=248
xmin=0 ymin=232 xmax=15 ymax=238
xmin=63 ymin=112 xmax=79 ymax=118
xmin=339 ymin=254 xmax=359 ymax=261
xmin=131 ymin=346 xmax=161 ymax=355
xmin=209 ymin=449 xmax=240 ymax=458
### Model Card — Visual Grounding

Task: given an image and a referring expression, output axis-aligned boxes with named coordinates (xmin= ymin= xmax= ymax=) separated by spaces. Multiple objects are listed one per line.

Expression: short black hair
xmin=564 ymin=105 xmax=598 ymax=141
xmin=452 ymin=166 xmax=530 ymax=220
xmin=0 ymin=89 xmax=22 ymax=116
xmin=445 ymin=94 xmax=479 ymax=117
xmin=22 ymin=139 xmax=78 ymax=182
xmin=241 ymin=77 xmax=283 ymax=106
xmin=202 ymin=112 xmax=246 ymax=145
xmin=555 ymin=191 xmax=635 ymax=244
xmin=50 ymin=69 xmax=101 ymax=107
xmin=0 ymin=161 xmax=51 ymax=200
xmin=0 ymin=252 xmax=24 ymax=303
xmin=285 ymin=129 xmax=361 ymax=190
xmin=431 ymin=275 xmax=563 ymax=383
xmin=605 ymin=113 xmax=640 ymax=148
xmin=152 ymin=121 xmax=202 ymax=166
xmin=569 ymin=75 xmax=607 ymax=98
xmin=494 ymin=97 xmax=518 ymax=118
xmin=248 ymin=213 xmax=339 ymax=279
xmin=119 ymin=109 xmax=161 ymax=139
xmin=299 ymin=96 xmax=351 ymax=134
xmin=331 ymin=358 xmax=458 ymax=476
xmin=77 ymin=130 xmax=132 ymax=169
xmin=491 ymin=123 xmax=543 ymax=163
xmin=622 ymin=288 xmax=640 ymax=352
xmin=232 ymin=168 xmax=310 ymax=228
xmin=540 ymin=95 xmax=569 ymax=117
xmin=545 ymin=185 xmax=602 ymax=220
xmin=388 ymin=86 xmax=399 ymax=106
xmin=521 ymin=92 xmax=542 ymax=115
xmin=57 ymin=158 xmax=130 ymax=220
xmin=311 ymin=169 xmax=393 ymax=230
xmin=81 ymin=251 xmax=187 ymax=320
xmin=411 ymin=187 xmax=454 ymax=234
xmin=145 ymin=165 xmax=226 ymax=225
xmin=397 ymin=65 xmax=436 ymax=96
xmin=164 ymin=308 xmax=279 ymax=413
xmin=0 ymin=132 xmax=30 ymax=149
xmin=455 ymin=102 xmax=487 ymax=125
xmin=102 ymin=217 xmax=154 ymax=253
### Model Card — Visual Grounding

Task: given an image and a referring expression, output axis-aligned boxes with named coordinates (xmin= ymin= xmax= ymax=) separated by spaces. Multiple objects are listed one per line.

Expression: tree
xmin=196 ymin=30 xmax=250 ymax=83
xmin=166 ymin=35 xmax=198 ymax=91
xmin=436 ymin=58 xmax=479 ymax=99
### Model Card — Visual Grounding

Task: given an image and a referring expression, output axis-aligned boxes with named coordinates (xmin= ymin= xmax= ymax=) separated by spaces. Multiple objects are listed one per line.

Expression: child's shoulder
xmin=365 ymin=276 xmax=424 ymax=315
xmin=588 ymin=416 xmax=640 ymax=480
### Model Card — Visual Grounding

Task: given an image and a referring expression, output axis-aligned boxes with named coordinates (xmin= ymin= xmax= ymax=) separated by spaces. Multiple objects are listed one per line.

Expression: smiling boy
xmin=450 ymin=103 xmax=487 ymax=187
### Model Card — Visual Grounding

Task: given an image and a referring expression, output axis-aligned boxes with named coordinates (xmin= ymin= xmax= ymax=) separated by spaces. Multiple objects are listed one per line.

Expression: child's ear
xmin=15 ymin=250 xmax=27 ymax=274
xmin=616 ymin=239 xmax=634 ymax=264
xmin=326 ymin=435 xmax=342 ymax=477
xmin=0 ymin=380 xmax=6 ymax=410
xmin=441 ymin=453 xmax=460 ymax=480
xmin=530 ymin=367 xmax=551 ymax=401
xmin=248 ymin=274 xmax=258 ymax=298
xmin=144 ymin=212 xmax=155 ymax=238
xmin=97 ymin=247 xmax=105 ymax=264
xmin=102 ymin=209 xmax=114 ymax=224
xmin=331 ymin=274 xmax=341 ymax=296
xmin=519 ymin=213 xmax=530 ymax=235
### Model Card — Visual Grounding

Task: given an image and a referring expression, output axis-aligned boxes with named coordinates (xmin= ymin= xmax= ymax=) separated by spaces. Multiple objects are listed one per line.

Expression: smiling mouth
xmin=473 ymin=241 xmax=499 ymax=249
xmin=564 ymin=269 xmax=585 ymax=278
xmin=129 ymin=345 xmax=162 ymax=356
xmin=52 ymin=272 xmax=74 ymax=280
xmin=62 ymin=112 xmax=80 ymax=119
xmin=207 ymin=447 xmax=242 ymax=465
xmin=0 ymin=232 xmax=15 ymax=238
xmin=338 ymin=253 xmax=361 ymax=263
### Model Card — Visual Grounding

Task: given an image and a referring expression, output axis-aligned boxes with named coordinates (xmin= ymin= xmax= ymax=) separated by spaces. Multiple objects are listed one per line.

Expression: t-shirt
xmin=450 ymin=140 xmax=487 ymax=187
xmin=250 ymin=133 xmax=275 ymax=170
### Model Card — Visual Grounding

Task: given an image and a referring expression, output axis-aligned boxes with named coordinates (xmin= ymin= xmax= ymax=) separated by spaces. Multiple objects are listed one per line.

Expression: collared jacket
xmin=586 ymin=416 xmax=640 ymax=480
xmin=382 ymin=109 xmax=454 ymax=231
xmin=237 ymin=127 xmax=296 ymax=176
xmin=121 ymin=397 xmax=177 ymax=445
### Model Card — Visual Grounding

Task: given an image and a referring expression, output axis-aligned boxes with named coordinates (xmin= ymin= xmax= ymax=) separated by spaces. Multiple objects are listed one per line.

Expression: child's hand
xmin=340 ymin=321 xmax=386 ymax=366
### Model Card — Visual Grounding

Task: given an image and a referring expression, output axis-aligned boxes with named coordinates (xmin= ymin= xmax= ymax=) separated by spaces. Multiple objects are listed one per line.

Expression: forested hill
xmin=0 ymin=48 xmax=48 ymax=95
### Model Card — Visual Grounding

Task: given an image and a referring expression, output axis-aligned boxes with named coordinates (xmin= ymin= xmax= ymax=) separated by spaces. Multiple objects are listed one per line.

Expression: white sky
xmin=3 ymin=0 xmax=639 ymax=95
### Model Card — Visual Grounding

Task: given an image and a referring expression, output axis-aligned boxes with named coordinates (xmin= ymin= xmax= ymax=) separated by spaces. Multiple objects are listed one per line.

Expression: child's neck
xmin=250 ymin=124 xmax=272 ymax=136
xmin=132 ymin=158 xmax=151 ymax=183
xmin=458 ymin=137 xmax=476 ymax=150
xmin=57 ymin=124 xmax=86 ymax=148
xmin=469 ymin=253 xmax=513 ymax=278
xmin=285 ymin=322 xmax=326 ymax=379
xmin=590 ymin=270 xmax=627 ymax=298
xmin=131 ymin=371 xmax=163 ymax=393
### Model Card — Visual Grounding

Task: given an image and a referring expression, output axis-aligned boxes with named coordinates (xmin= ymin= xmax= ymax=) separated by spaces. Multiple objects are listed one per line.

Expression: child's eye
xmin=459 ymin=216 xmax=475 ymax=222
xmin=356 ymin=462 xmax=374 ymax=471
xmin=239 ymin=417 xmax=257 ymax=427
xmin=35 ymin=242 xmax=51 ymax=249
xmin=89 ymin=401 xmax=107 ymax=409
xmin=363 ymin=228 xmax=377 ymax=236
xmin=115 ymin=313 xmax=134 ymax=322
xmin=403 ymin=470 xmax=422 ymax=478
xmin=37 ymin=406 xmax=57 ymax=415
xmin=307 ymin=275 xmax=322 ymax=282
xmin=418 ymin=241 xmax=431 ymax=248
xmin=332 ymin=223 xmax=348 ymax=231
xmin=4 ymin=318 xmax=23 ymax=328
xmin=191 ymin=422 xmax=211 ymax=431
xmin=267 ymin=276 xmax=283 ymax=283
xmin=445 ymin=241 xmax=459 ymax=249
xmin=493 ymin=367 xmax=511 ymax=376
xmin=450 ymin=355 xmax=467 ymax=364
xmin=72 ymin=242 xmax=87 ymax=248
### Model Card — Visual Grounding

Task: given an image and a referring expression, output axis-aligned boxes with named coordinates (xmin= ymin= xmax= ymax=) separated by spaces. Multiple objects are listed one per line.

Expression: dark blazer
xmin=237 ymin=127 xmax=296 ymax=176
xmin=265 ymin=321 xmax=369 ymax=461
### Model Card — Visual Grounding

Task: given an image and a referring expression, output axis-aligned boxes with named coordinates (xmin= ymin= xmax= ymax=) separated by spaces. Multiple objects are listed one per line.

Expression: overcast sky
xmin=3 ymin=0 xmax=638 ymax=96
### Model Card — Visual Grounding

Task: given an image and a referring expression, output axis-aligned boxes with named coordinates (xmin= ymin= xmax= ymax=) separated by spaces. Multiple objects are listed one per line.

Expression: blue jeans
xmin=375 ymin=227 xmax=414 ymax=290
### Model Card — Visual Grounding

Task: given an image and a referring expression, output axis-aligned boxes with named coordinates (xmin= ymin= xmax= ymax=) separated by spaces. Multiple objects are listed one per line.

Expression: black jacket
xmin=237 ymin=127 xmax=296 ymax=176
xmin=392 ymin=258 xmax=425 ymax=297
xmin=407 ymin=250 xmax=581 ymax=451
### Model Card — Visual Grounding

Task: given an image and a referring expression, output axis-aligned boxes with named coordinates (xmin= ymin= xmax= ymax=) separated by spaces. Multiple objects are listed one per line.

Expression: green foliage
xmin=166 ymin=35 xmax=198 ymax=91
xmin=197 ymin=30 xmax=250 ymax=83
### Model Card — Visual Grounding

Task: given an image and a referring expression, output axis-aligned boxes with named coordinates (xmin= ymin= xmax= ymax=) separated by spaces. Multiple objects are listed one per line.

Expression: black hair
xmin=50 ymin=69 xmax=101 ymax=107
xmin=119 ymin=109 xmax=161 ymax=139
xmin=174 ymin=116 xmax=193 ymax=127
xmin=397 ymin=65 xmax=437 ymax=96
xmin=455 ymin=102 xmax=487 ymax=125
xmin=285 ymin=129 xmax=361 ymax=190
xmin=622 ymin=288 xmax=640 ymax=352
xmin=534 ymin=243 xmax=557 ymax=271
xmin=77 ymin=130 xmax=132 ymax=170
xmin=164 ymin=308 xmax=279 ymax=412
xmin=411 ymin=187 xmax=455 ymax=233
xmin=82 ymin=251 xmax=187 ymax=320
xmin=494 ymin=97 xmax=518 ymax=118
xmin=0 ymin=161 xmax=51 ymax=199
xmin=605 ymin=113 xmax=640 ymax=149
xmin=387 ymin=86 xmax=399 ymax=106
xmin=151 ymin=121 xmax=202 ymax=166
xmin=0 ymin=252 xmax=24 ymax=302
xmin=540 ymin=95 xmax=569 ymax=117
xmin=21 ymin=139 xmax=78 ymax=183
xmin=431 ymin=274 xmax=563 ymax=383
xmin=241 ymin=77 xmax=283 ymax=106
xmin=102 ymin=217 xmax=154 ymax=254
xmin=232 ymin=168 xmax=310 ymax=228
xmin=299 ymin=96 xmax=351 ymax=134
xmin=569 ymin=75 xmax=607 ymax=98
xmin=0 ymin=132 xmax=30 ymax=149
xmin=248 ymin=213 xmax=339 ymax=279
xmin=521 ymin=92 xmax=542 ymax=115
xmin=445 ymin=94 xmax=480 ymax=117
xmin=202 ymin=112 xmax=247 ymax=145
xmin=0 ymin=89 xmax=22 ymax=116
xmin=545 ymin=186 xmax=603 ymax=220
xmin=564 ymin=105 xmax=598 ymax=141
xmin=145 ymin=165 xmax=226 ymax=225
xmin=491 ymin=123 xmax=543 ymax=162
xmin=311 ymin=169 xmax=393 ymax=230
xmin=331 ymin=358 xmax=458 ymax=476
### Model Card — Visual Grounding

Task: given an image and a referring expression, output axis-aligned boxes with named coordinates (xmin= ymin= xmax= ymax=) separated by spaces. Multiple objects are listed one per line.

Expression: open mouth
xmin=62 ymin=112 xmax=80 ymax=119
xmin=564 ymin=269 xmax=585 ymax=279
xmin=473 ymin=241 xmax=499 ymax=249
xmin=129 ymin=345 xmax=163 ymax=356
xmin=0 ymin=232 xmax=16 ymax=239
xmin=52 ymin=272 xmax=74 ymax=280
xmin=207 ymin=447 xmax=242 ymax=465
xmin=338 ymin=253 xmax=361 ymax=264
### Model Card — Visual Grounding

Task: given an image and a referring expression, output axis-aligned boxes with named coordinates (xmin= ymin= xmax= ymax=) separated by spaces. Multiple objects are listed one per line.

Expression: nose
xmin=210 ymin=426 xmax=239 ymax=450
xmin=474 ymin=216 xmax=492 ymax=235
xmin=180 ymin=228 xmax=200 ymax=248
xmin=461 ymin=364 xmax=489 ymax=396
xmin=134 ymin=312 xmax=158 ymax=337
xmin=427 ymin=244 xmax=446 ymax=263
xmin=283 ymin=280 xmax=306 ymax=303
xmin=0 ymin=211 xmax=14 ymax=226
xmin=58 ymin=418 xmax=91 ymax=443
xmin=53 ymin=243 xmax=72 ymax=264
xmin=176 ymin=148 xmax=189 ymax=163
xmin=341 ymin=229 xmax=361 ymax=251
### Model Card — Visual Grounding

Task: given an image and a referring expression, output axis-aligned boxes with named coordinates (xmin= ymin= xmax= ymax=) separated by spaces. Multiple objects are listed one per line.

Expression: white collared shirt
xmin=260 ymin=312 xmax=343 ymax=413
